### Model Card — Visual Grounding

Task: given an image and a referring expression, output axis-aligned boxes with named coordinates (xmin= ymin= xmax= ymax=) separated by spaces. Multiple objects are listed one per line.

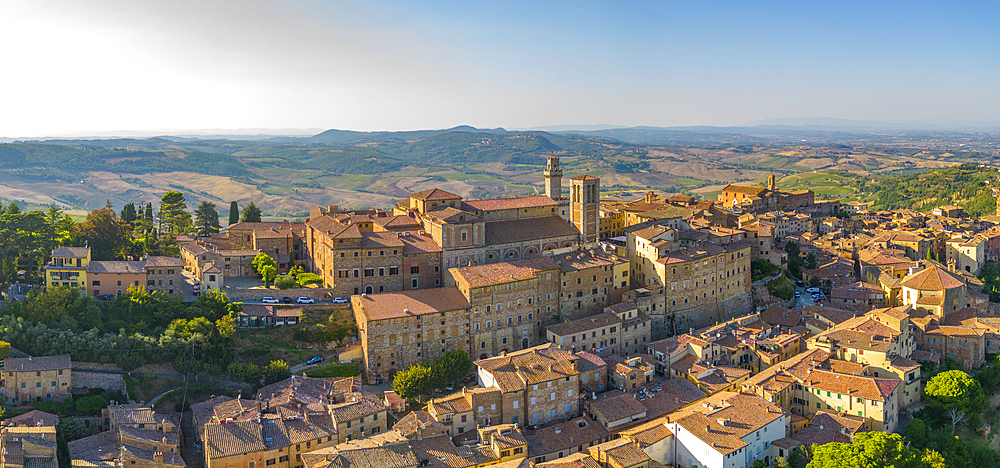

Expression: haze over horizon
xmin=2 ymin=0 xmax=998 ymax=138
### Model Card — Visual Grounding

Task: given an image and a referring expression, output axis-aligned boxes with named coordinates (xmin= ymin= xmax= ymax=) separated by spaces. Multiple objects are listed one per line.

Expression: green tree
xmin=159 ymin=191 xmax=192 ymax=235
xmin=215 ymin=312 xmax=237 ymax=338
xmin=252 ymin=252 xmax=277 ymax=283
xmin=228 ymin=201 xmax=239 ymax=226
xmin=0 ymin=340 xmax=11 ymax=359
xmin=260 ymin=265 xmax=276 ymax=289
xmin=77 ymin=208 xmax=131 ymax=260
xmin=227 ymin=362 xmax=260 ymax=384
xmin=120 ymin=202 xmax=138 ymax=226
xmin=263 ymin=359 xmax=291 ymax=384
xmin=296 ymin=273 xmax=324 ymax=286
xmin=808 ymin=432 xmax=919 ymax=468
xmin=75 ymin=394 xmax=110 ymax=414
xmin=392 ymin=364 xmax=433 ymax=400
xmin=241 ymin=202 xmax=262 ymax=223
xmin=194 ymin=201 xmax=221 ymax=236
xmin=437 ymin=350 xmax=473 ymax=382
xmin=903 ymin=418 xmax=928 ymax=449
xmin=925 ymin=369 xmax=985 ymax=413
xmin=805 ymin=252 xmax=818 ymax=269
xmin=274 ymin=274 xmax=298 ymax=290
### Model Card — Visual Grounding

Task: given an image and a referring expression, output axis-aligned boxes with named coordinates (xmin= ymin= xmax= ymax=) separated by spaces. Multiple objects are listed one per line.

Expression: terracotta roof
xmin=668 ymin=392 xmax=786 ymax=455
xmin=790 ymin=426 xmax=851 ymax=445
xmin=7 ymin=409 xmax=59 ymax=427
xmin=411 ymin=188 xmax=462 ymax=201
xmin=526 ymin=416 xmax=609 ymax=456
xmin=809 ymin=411 xmax=867 ymax=435
xmin=620 ymin=418 xmax=672 ymax=448
xmin=408 ymin=433 xmax=472 ymax=468
xmin=900 ymin=266 xmax=964 ymax=290
xmin=450 ymin=257 xmax=560 ymax=289
xmin=463 ymin=195 xmax=558 ymax=211
xmin=353 ymin=288 xmax=469 ymax=321
xmin=428 ymin=392 xmax=473 ymax=415
xmin=86 ymin=260 xmax=146 ymax=274
xmin=547 ymin=311 xmax=622 ymax=337
xmin=5 ymin=354 xmax=71 ymax=372
xmin=144 ymin=256 xmax=183 ymax=267
xmin=589 ymin=393 xmax=648 ymax=423
xmin=392 ymin=411 xmax=448 ymax=438
xmin=476 ymin=343 xmax=578 ymax=392
xmin=535 ymin=453 xmax=601 ymax=468
xmin=52 ymin=247 xmax=89 ymax=258
xmin=329 ymin=393 xmax=386 ymax=424
xmin=590 ymin=438 xmax=650 ymax=467
xmin=571 ymin=175 xmax=600 ymax=181
xmin=722 ymin=185 xmax=767 ymax=196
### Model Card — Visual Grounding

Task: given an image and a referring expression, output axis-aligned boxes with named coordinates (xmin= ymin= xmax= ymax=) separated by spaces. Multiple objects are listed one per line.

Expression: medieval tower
xmin=570 ymin=175 xmax=600 ymax=243
xmin=544 ymin=155 xmax=564 ymax=200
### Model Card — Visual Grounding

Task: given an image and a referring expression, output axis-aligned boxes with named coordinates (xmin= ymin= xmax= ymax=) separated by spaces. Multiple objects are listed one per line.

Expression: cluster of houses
xmin=27 ymin=171 xmax=1000 ymax=467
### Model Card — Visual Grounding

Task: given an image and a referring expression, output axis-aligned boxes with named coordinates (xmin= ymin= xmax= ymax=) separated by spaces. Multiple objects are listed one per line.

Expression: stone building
xmin=145 ymin=255 xmax=184 ymax=296
xmin=0 ymin=424 xmax=58 ymax=468
xmin=2 ymin=355 xmax=71 ymax=404
xmin=548 ymin=247 xmax=630 ymax=320
xmin=69 ymin=404 xmax=184 ymax=468
xmin=628 ymin=224 xmax=753 ymax=330
xmin=743 ymin=349 xmax=901 ymax=432
xmin=445 ymin=258 xmax=561 ymax=357
xmin=718 ymin=175 xmax=815 ymax=213
xmin=544 ymin=303 xmax=650 ymax=358
xmin=475 ymin=344 xmax=582 ymax=427
xmin=179 ymin=240 xmax=259 ymax=279
xmin=194 ymin=376 xmax=384 ymax=468
xmin=900 ymin=264 xmax=968 ymax=317
xmin=227 ymin=221 xmax=306 ymax=269
xmin=352 ymin=288 xmax=471 ymax=382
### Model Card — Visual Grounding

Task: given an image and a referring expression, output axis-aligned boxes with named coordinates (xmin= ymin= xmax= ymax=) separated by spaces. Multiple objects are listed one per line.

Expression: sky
xmin=1 ymin=0 xmax=998 ymax=137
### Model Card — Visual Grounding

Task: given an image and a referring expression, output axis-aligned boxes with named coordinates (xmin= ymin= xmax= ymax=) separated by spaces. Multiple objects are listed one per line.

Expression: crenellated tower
xmin=544 ymin=155 xmax=564 ymax=200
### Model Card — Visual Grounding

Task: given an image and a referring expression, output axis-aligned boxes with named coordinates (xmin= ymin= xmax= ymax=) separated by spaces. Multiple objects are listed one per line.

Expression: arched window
xmin=365 ymin=285 xmax=374 ymax=294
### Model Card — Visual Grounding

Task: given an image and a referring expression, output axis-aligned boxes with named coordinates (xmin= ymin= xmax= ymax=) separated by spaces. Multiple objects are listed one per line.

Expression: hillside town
xmin=13 ymin=158 xmax=1000 ymax=468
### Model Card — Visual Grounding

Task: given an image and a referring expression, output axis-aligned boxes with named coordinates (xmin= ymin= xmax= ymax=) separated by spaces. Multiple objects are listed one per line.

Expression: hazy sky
xmin=2 ymin=0 xmax=998 ymax=136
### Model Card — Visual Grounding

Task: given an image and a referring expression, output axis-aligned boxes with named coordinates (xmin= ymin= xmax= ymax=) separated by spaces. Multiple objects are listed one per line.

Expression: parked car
xmin=814 ymin=297 xmax=824 ymax=303
xmin=794 ymin=292 xmax=801 ymax=298
xmin=445 ymin=383 xmax=454 ymax=391
xmin=806 ymin=287 xmax=821 ymax=293
xmin=192 ymin=284 xmax=201 ymax=296
xmin=97 ymin=294 xmax=115 ymax=301
xmin=306 ymin=355 xmax=324 ymax=365
xmin=262 ymin=296 xmax=279 ymax=304
xmin=795 ymin=280 xmax=805 ymax=287
xmin=331 ymin=297 xmax=349 ymax=304
xmin=463 ymin=373 xmax=477 ymax=383
xmin=434 ymin=388 xmax=443 ymax=394
xmin=296 ymin=297 xmax=315 ymax=304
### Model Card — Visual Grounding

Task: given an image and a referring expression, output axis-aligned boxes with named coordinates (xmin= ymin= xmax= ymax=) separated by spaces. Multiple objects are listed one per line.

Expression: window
xmin=513 ymin=400 xmax=519 ymax=409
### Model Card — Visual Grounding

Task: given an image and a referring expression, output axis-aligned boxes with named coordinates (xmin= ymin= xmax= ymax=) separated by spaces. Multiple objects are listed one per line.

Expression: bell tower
xmin=544 ymin=155 xmax=564 ymax=200
xmin=767 ymin=173 xmax=776 ymax=191
xmin=570 ymin=175 xmax=600 ymax=244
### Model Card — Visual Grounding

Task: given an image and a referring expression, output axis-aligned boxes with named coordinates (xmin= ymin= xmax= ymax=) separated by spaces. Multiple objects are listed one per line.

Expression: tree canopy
xmin=925 ymin=370 xmax=985 ymax=413
xmin=159 ymin=191 xmax=192 ymax=235
xmin=194 ymin=201 xmax=221 ymax=236
xmin=241 ymin=202 xmax=263 ymax=223
xmin=809 ymin=432 xmax=944 ymax=468
xmin=228 ymin=201 xmax=239 ymax=226
xmin=78 ymin=207 xmax=131 ymax=260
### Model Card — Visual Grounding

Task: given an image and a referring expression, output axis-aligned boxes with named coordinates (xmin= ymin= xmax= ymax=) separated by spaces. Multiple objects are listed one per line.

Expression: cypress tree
xmin=229 ymin=201 xmax=239 ymax=226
